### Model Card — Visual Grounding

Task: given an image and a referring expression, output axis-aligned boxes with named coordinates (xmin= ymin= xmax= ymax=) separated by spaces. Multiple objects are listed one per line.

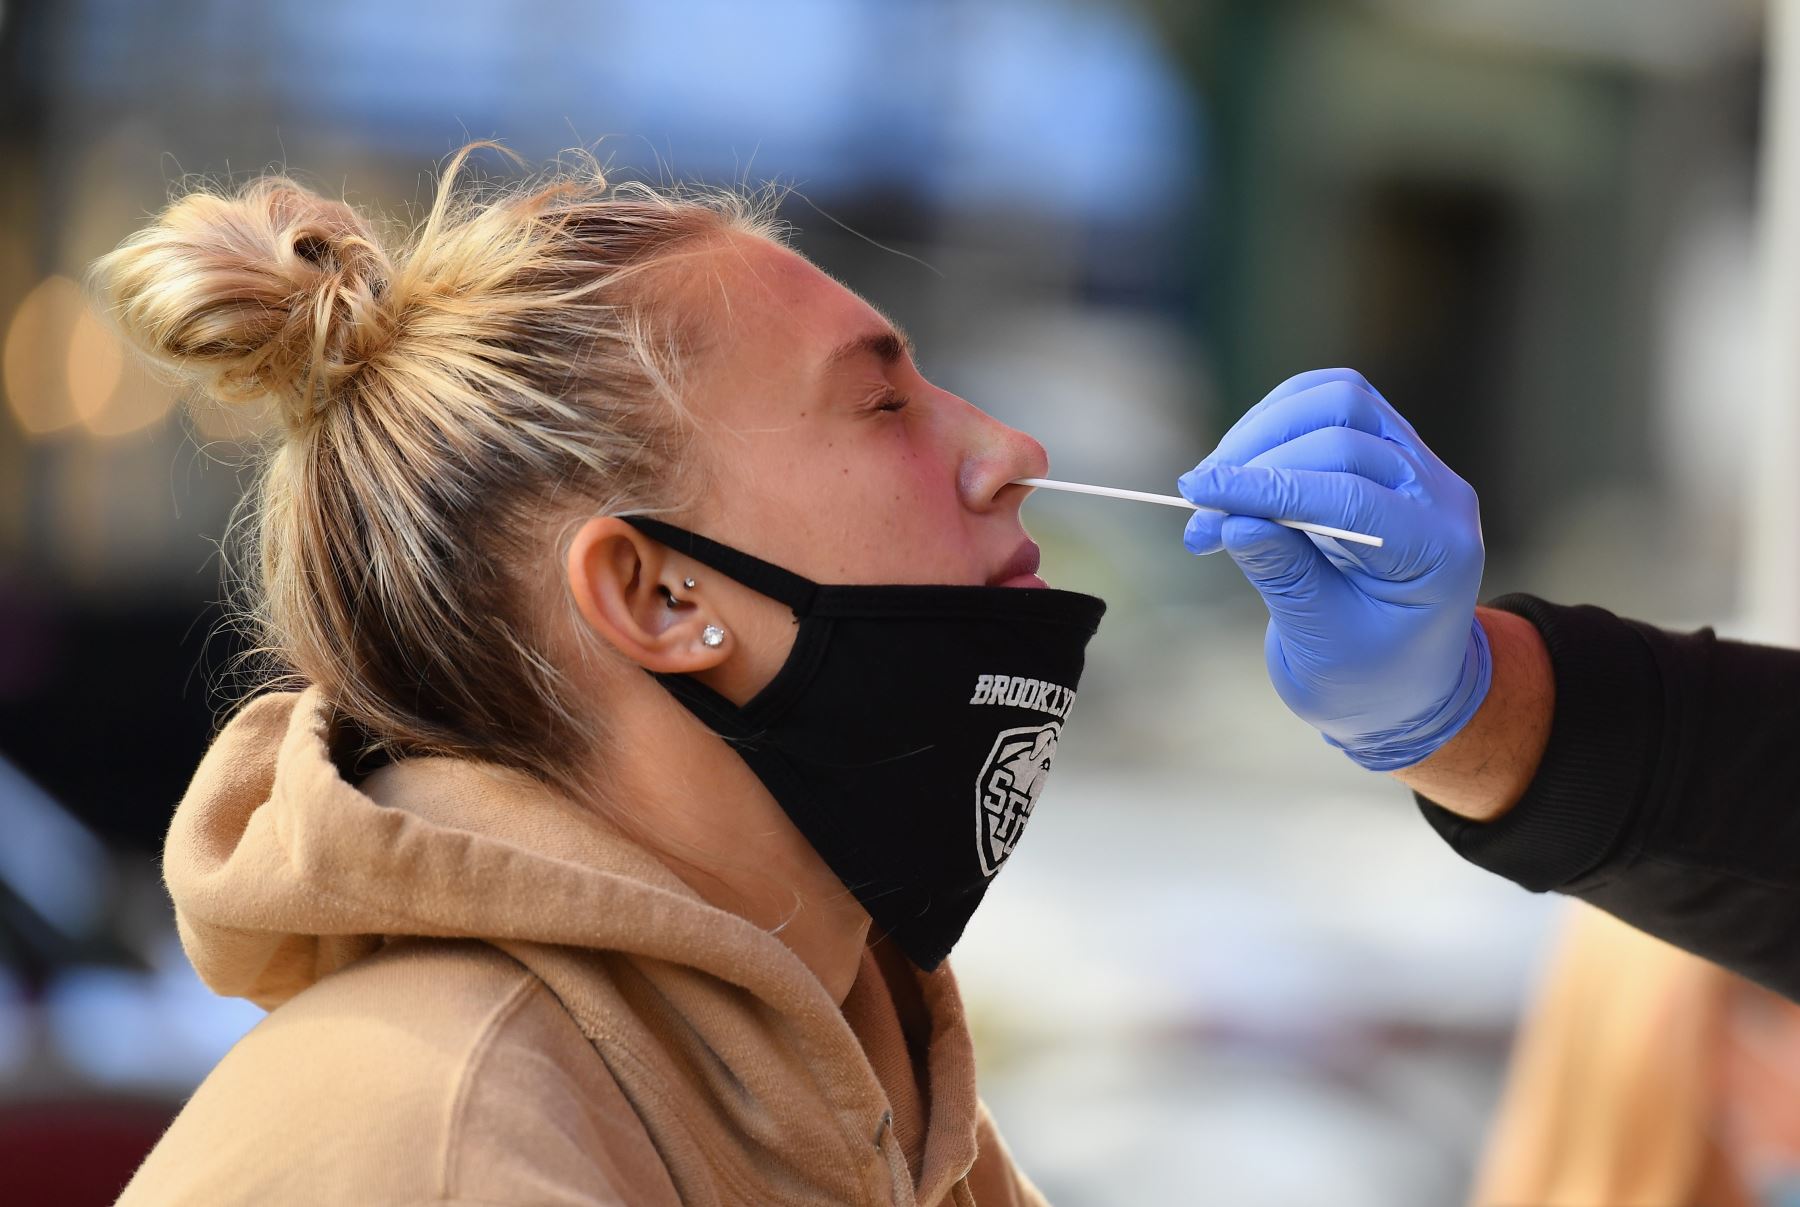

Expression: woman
xmin=96 ymin=149 xmax=1105 ymax=1206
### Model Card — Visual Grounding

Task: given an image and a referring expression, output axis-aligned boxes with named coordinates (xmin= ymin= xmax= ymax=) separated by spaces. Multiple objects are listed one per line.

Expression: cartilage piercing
xmin=667 ymin=577 xmax=700 ymax=609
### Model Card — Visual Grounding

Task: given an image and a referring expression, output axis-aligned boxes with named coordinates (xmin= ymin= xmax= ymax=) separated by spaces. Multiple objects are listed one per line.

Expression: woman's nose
xmin=958 ymin=406 xmax=1050 ymax=511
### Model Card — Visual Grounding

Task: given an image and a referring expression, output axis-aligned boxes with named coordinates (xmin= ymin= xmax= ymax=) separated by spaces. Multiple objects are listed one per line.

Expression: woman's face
xmin=676 ymin=232 xmax=1051 ymax=593
xmin=563 ymin=230 xmax=1058 ymax=952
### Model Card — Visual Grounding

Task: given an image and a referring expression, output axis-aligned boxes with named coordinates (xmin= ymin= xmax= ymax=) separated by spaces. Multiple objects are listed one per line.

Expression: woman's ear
xmin=565 ymin=517 xmax=730 ymax=673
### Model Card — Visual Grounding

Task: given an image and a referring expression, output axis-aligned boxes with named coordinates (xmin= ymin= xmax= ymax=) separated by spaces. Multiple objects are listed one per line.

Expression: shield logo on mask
xmin=974 ymin=722 xmax=1061 ymax=877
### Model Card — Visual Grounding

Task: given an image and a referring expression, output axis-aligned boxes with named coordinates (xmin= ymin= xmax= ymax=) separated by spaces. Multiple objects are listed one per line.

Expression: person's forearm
xmin=1392 ymin=606 xmax=1554 ymax=821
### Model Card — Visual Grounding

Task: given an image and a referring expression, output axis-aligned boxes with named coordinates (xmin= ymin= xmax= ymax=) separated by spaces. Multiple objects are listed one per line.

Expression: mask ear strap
xmin=620 ymin=516 xmax=820 ymax=616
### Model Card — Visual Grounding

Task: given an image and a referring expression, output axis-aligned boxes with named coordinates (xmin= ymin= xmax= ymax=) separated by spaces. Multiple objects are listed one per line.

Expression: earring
xmin=701 ymin=624 xmax=726 ymax=648
xmin=666 ymin=576 xmax=699 ymax=610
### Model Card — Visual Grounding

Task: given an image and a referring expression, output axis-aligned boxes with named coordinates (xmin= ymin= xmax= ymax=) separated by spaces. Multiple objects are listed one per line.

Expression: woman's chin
xmin=996 ymin=573 xmax=1047 ymax=589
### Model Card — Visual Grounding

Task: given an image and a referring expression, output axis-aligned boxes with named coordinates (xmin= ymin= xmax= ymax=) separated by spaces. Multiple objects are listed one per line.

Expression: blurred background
xmin=0 ymin=0 xmax=1782 ymax=1203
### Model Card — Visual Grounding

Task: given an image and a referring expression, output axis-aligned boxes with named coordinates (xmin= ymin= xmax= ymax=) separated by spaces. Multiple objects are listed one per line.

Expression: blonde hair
xmin=91 ymin=147 xmax=784 ymax=798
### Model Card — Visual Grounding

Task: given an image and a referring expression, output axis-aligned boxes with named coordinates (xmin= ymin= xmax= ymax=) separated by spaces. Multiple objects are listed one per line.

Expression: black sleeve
xmin=1415 ymin=593 xmax=1800 ymax=1001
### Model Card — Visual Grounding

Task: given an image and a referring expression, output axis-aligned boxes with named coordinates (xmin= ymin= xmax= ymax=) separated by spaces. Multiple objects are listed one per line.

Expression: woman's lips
xmin=989 ymin=541 xmax=1044 ymax=588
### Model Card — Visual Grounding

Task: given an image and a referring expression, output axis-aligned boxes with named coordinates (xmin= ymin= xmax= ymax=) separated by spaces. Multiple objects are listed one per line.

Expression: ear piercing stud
xmin=701 ymin=624 xmax=726 ymax=648
xmin=683 ymin=577 xmax=697 ymax=589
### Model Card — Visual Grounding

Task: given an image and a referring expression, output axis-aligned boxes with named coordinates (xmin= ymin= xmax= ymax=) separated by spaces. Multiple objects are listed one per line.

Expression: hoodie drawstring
xmin=874 ymin=1108 xmax=913 ymax=1204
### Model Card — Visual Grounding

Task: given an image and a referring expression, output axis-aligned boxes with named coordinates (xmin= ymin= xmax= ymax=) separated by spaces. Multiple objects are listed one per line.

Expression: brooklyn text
xmin=967 ymin=674 xmax=1077 ymax=719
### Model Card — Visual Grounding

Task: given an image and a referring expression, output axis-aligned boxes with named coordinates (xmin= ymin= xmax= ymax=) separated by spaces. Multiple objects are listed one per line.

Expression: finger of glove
xmin=1184 ymin=507 xmax=1225 ymax=555
xmin=1181 ymin=462 xmax=1414 ymax=578
xmin=1220 ymin=516 xmax=1339 ymax=607
xmin=1228 ymin=367 xmax=1376 ymax=433
xmin=1187 ymin=377 xmax=1406 ymax=477
xmin=1242 ymin=424 xmax=1420 ymax=492
xmin=1179 ymin=371 xmax=1371 ymax=494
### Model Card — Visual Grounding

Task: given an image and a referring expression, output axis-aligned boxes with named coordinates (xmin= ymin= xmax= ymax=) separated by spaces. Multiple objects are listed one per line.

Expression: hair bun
xmin=92 ymin=177 xmax=399 ymax=437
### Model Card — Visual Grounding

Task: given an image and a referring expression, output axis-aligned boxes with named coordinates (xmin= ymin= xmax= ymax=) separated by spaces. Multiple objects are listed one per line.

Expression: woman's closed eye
xmin=862 ymin=387 xmax=911 ymax=415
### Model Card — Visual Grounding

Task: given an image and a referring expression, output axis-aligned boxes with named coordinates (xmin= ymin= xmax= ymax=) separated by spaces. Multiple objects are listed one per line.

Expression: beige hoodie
xmin=115 ymin=688 xmax=1048 ymax=1206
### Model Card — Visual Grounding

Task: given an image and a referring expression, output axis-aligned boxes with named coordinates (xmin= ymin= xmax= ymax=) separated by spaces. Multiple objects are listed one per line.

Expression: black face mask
xmin=622 ymin=516 xmax=1107 ymax=971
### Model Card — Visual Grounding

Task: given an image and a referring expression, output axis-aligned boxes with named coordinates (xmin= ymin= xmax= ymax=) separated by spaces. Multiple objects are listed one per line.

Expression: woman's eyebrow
xmin=821 ymin=325 xmax=914 ymax=373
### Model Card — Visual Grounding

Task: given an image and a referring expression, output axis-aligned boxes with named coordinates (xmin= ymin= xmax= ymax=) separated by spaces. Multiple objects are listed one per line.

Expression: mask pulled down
xmin=622 ymin=516 xmax=1106 ymax=970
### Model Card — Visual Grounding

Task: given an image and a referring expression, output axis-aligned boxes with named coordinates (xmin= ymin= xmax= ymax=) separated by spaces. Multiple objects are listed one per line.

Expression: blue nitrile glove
xmin=1176 ymin=368 xmax=1491 ymax=771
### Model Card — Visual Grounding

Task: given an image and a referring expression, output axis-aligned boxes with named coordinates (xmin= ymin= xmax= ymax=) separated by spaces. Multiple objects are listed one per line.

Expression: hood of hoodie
xmin=163 ymin=687 xmax=985 ymax=1205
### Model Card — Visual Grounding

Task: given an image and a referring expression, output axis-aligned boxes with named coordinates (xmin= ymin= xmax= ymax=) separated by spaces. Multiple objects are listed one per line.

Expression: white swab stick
xmin=1013 ymin=478 xmax=1385 ymax=549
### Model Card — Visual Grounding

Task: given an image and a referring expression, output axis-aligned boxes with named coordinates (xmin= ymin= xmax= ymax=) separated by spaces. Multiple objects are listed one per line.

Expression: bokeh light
xmin=4 ymin=275 xmax=86 ymax=436
xmin=72 ymin=317 xmax=179 ymax=441
xmin=66 ymin=305 xmax=123 ymax=428
xmin=4 ymin=276 xmax=183 ymax=441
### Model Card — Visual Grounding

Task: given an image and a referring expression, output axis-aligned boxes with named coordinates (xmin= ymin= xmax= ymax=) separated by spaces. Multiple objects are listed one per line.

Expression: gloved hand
xmin=1176 ymin=368 xmax=1491 ymax=771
